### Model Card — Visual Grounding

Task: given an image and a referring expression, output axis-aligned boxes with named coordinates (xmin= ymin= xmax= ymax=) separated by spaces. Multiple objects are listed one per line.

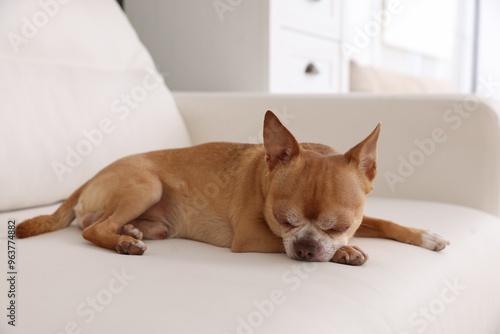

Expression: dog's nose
xmin=294 ymin=240 xmax=318 ymax=261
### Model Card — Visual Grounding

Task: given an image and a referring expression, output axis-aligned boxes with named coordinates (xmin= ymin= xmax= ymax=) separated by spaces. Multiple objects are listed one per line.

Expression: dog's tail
xmin=16 ymin=183 xmax=87 ymax=238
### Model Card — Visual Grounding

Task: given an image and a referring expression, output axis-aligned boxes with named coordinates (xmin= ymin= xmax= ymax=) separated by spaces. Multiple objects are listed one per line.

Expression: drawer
xmin=270 ymin=30 xmax=343 ymax=93
xmin=271 ymin=0 xmax=342 ymax=40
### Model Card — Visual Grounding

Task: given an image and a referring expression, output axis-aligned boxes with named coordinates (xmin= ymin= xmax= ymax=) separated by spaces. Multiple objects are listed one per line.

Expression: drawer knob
xmin=305 ymin=63 xmax=319 ymax=75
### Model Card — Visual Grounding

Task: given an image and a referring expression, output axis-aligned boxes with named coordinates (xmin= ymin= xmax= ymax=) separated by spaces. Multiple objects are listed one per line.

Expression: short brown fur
xmin=16 ymin=111 xmax=449 ymax=265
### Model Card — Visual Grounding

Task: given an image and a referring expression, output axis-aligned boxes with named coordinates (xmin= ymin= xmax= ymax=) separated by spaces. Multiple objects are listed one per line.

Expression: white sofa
xmin=1 ymin=1 xmax=500 ymax=334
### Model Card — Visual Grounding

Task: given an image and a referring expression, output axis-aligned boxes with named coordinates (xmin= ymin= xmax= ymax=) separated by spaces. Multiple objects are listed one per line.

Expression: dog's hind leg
xmin=81 ymin=176 xmax=163 ymax=255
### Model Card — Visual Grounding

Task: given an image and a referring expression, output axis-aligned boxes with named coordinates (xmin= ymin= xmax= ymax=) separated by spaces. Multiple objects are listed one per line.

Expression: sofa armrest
xmin=172 ymin=92 xmax=500 ymax=217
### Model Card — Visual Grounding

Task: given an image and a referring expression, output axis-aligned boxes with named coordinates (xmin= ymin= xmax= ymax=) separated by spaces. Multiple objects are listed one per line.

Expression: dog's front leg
xmin=355 ymin=216 xmax=450 ymax=251
xmin=230 ymin=219 xmax=284 ymax=254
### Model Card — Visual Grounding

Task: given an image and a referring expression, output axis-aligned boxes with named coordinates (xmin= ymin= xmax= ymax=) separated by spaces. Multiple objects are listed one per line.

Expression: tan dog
xmin=16 ymin=111 xmax=449 ymax=265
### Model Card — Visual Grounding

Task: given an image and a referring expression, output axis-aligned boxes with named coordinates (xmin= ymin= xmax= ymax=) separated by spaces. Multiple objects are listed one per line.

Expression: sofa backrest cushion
xmin=349 ymin=61 xmax=456 ymax=93
xmin=0 ymin=0 xmax=191 ymax=211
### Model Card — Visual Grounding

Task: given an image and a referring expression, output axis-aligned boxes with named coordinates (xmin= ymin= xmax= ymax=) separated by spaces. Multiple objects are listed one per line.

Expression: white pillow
xmin=0 ymin=0 xmax=191 ymax=211
xmin=349 ymin=61 xmax=456 ymax=93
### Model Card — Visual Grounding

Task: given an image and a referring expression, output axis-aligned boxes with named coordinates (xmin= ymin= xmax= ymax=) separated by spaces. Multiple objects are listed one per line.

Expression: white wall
xmin=125 ymin=0 xmax=269 ymax=91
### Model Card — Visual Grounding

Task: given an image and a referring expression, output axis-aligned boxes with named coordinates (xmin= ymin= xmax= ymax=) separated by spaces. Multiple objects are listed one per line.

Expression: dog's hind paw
xmin=421 ymin=231 xmax=450 ymax=251
xmin=115 ymin=237 xmax=147 ymax=255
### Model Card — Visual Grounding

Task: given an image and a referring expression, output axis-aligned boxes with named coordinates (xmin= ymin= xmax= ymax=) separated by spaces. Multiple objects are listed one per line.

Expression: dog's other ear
xmin=263 ymin=110 xmax=300 ymax=170
xmin=344 ymin=123 xmax=381 ymax=183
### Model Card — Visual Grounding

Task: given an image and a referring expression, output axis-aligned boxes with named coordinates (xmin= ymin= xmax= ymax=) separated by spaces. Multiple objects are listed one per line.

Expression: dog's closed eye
xmin=326 ymin=225 xmax=349 ymax=234
xmin=279 ymin=220 xmax=295 ymax=229
xmin=321 ymin=216 xmax=351 ymax=234
xmin=274 ymin=211 xmax=300 ymax=229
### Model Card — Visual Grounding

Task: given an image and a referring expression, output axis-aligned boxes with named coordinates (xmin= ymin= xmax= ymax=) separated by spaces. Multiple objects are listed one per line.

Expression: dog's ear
xmin=263 ymin=110 xmax=300 ymax=170
xmin=344 ymin=123 xmax=381 ymax=183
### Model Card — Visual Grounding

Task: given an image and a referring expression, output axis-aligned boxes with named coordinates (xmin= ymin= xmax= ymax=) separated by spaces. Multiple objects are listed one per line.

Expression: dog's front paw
xmin=420 ymin=231 xmax=450 ymax=251
xmin=331 ymin=245 xmax=368 ymax=266
xmin=115 ymin=237 xmax=147 ymax=255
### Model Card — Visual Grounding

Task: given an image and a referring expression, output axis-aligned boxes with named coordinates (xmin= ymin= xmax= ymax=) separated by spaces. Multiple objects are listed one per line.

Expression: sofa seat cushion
xmin=1 ymin=198 xmax=499 ymax=334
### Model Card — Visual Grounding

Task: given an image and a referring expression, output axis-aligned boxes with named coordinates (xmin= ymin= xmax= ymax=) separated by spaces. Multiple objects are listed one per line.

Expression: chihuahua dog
xmin=16 ymin=111 xmax=449 ymax=265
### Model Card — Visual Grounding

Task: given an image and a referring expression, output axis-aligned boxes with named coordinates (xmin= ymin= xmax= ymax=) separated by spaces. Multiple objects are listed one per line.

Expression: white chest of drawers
xmin=269 ymin=0 xmax=346 ymax=93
